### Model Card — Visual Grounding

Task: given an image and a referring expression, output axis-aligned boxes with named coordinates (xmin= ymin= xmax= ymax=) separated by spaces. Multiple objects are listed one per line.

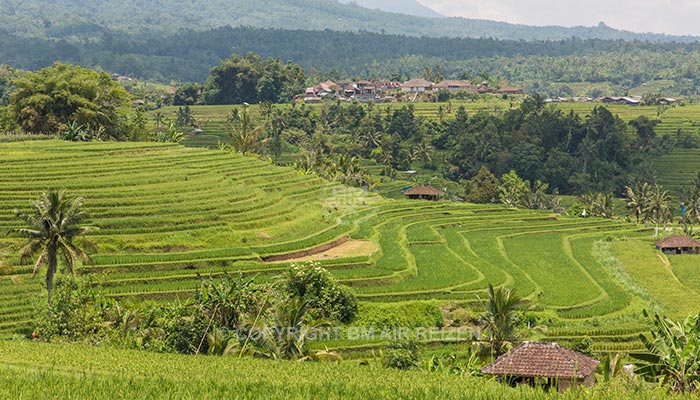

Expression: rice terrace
xmin=6 ymin=0 xmax=700 ymax=398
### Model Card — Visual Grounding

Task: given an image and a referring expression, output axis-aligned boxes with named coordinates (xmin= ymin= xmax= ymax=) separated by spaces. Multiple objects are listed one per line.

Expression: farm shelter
xmin=481 ymin=342 xmax=600 ymax=392
xmin=403 ymin=185 xmax=445 ymax=201
xmin=655 ymin=235 xmax=700 ymax=254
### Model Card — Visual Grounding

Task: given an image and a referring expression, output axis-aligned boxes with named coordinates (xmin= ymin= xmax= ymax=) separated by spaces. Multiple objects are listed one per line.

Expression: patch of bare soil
xmin=265 ymin=239 xmax=377 ymax=263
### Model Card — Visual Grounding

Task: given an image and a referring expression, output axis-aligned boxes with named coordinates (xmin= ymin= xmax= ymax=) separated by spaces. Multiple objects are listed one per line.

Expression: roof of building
xmin=481 ymin=342 xmax=599 ymax=380
xmin=656 ymin=235 xmax=700 ymax=248
xmin=433 ymin=80 xmax=475 ymax=88
xmin=499 ymin=86 xmax=523 ymax=93
xmin=404 ymin=185 xmax=445 ymax=196
xmin=401 ymin=79 xmax=433 ymax=88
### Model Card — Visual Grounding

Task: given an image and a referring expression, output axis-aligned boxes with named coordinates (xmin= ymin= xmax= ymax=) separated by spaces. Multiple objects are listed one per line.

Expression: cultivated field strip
xmin=0 ymin=141 xmax=656 ymax=351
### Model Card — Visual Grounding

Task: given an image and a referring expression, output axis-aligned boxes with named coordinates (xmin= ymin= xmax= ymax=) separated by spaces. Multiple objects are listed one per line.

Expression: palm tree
xmin=645 ymin=185 xmax=673 ymax=237
xmin=592 ymin=192 xmax=616 ymax=219
xmin=226 ymin=106 xmax=268 ymax=155
xmin=244 ymin=297 xmax=329 ymax=360
xmin=153 ymin=111 xmax=164 ymax=130
xmin=12 ymin=190 xmax=95 ymax=305
xmin=625 ymin=181 xmax=651 ymax=224
xmin=480 ymin=284 xmax=522 ymax=356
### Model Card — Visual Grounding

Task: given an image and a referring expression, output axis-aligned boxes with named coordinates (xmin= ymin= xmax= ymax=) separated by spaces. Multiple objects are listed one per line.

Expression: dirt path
xmin=265 ymin=239 xmax=377 ymax=263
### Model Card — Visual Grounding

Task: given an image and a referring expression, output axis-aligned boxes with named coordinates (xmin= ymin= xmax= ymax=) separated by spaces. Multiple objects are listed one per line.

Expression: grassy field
xmin=1 ymin=340 xmax=692 ymax=400
xmin=4 ymin=140 xmax=700 ymax=356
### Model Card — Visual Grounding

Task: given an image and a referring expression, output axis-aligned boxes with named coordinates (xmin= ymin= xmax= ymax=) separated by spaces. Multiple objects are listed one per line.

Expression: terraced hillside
xmin=655 ymin=148 xmax=700 ymax=189
xmin=3 ymin=140 xmax=699 ymax=354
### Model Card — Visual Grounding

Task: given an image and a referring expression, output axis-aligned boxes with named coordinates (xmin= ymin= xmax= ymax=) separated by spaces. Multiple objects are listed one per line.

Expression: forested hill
xmin=1 ymin=0 xmax=698 ymax=42
xmin=6 ymin=26 xmax=700 ymax=97
xmin=336 ymin=0 xmax=443 ymax=18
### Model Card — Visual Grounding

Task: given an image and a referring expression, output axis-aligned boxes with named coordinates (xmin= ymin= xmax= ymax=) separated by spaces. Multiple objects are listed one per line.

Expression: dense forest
xmin=3 ymin=26 xmax=700 ymax=97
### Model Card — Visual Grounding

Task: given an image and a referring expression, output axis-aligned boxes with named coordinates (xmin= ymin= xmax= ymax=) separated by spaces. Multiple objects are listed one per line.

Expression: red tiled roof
xmin=404 ymin=185 xmax=445 ymax=196
xmin=656 ymin=235 xmax=700 ymax=248
xmin=481 ymin=342 xmax=599 ymax=379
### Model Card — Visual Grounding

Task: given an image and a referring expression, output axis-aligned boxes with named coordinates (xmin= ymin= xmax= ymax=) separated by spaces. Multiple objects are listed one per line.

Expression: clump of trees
xmin=202 ymin=53 xmax=306 ymax=105
xmin=7 ymin=63 xmax=132 ymax=139
xmin=32 ymin=261 xmax=357 ymax=361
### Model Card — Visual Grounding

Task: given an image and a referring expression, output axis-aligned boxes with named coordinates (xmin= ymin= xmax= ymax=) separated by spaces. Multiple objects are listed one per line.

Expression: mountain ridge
xmin=0 ymin=0 xmax=698 ymax=43
xmin=336 ymin=0 xmax=443 ymax=18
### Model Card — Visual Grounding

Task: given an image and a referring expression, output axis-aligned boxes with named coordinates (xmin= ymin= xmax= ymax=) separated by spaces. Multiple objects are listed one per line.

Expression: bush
xmin=34 ymin=276 xmax=105 ymax=341
xmin=277 ymin=262 xmax=358 ymax=323
xmin=384 ymin=340 xmax=420 ymax=370
xmin=162 ymin=304 xmax=210 ymax=355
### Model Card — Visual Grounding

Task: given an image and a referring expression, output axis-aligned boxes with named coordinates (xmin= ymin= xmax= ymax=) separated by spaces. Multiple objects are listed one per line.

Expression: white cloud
xmin=419 ymin=0 xmax=700 ymax=36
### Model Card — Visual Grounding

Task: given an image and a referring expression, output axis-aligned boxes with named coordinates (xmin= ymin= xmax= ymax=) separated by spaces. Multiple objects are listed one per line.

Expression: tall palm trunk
xmin=46 ymin=240 xmax=57 ymax=306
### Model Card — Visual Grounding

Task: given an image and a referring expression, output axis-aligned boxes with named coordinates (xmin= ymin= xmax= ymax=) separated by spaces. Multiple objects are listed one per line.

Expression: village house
xmin=481 ymin=342 xmax=600 ymax=392
xmin=498 ymin=85 xmax=524 ymax=95
xmin=598 ymin=96 xmax=642 ymax=105
xmin=433 ymin=80 xmax=478 ymax=93
xmin=400 ymin=79 xmax=433 ymax=93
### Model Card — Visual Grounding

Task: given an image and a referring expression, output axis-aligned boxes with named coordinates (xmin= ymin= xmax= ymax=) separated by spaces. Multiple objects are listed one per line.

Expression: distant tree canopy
xmin=202 ymin=53 xmax=306 ymax=105
xmin=8 ymin=63 xmax=131 ymax=138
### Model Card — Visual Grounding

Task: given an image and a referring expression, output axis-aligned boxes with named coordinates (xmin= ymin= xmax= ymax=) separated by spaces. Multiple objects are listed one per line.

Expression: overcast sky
xmin=420 ymin=0 xmax=700 ymax=36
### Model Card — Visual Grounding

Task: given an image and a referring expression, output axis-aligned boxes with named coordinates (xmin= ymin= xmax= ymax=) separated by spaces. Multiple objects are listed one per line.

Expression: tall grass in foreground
xmin=0 ymin=341 xmax=692 ymax=399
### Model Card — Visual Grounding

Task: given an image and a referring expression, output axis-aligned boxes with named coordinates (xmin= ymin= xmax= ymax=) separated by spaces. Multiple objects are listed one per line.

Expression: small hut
xmin=656 ymin=235 xmax=700 ymax=254
xmin=481 ymin=342 xmax=599 ymax=392
xmin=403 ymin=185 xmax=445 ymax=201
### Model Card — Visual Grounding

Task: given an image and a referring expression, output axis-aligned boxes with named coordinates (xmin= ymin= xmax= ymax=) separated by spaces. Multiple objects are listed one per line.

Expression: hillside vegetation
xmin=1 ymin=0 xmax=694 ymax=42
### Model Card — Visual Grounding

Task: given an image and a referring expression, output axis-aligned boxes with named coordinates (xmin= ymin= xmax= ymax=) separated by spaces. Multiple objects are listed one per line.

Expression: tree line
xmin=5 ymin=26 xmax=700 ymax=96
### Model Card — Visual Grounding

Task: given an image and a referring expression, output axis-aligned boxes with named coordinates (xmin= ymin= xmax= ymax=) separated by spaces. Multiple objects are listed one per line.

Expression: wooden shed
xmin=481 ymin=342 xmax=599 ymax=392
xmin=403 ymin=185 xmax=445 ymax=201
xmin=655 ymin=235 xmax=700 ymax=254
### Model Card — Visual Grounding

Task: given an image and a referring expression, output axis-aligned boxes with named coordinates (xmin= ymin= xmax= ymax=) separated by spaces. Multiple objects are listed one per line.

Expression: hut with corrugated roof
xmin=656 ymin=235 xmax=700 ymax=254
xmin=481 ymin=341 xmax=600 ymax=392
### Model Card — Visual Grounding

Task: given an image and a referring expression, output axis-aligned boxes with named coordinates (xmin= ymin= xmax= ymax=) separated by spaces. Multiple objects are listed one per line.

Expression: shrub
xmin=34 ymin=276 xmax=105 ymax=341
xmin=384 ymin=340 xmax=420 ymax=370
xmin=277 ymin=262 xmax=358 ymax=323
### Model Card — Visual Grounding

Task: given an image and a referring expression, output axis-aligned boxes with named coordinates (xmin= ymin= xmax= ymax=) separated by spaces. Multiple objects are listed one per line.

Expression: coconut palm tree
xmin=244 ymin=297 xmax=330 ymax=360
xmin=480 ymin=284 xmax=523 ymax=356
xmin=226 ymin=106 xmax=267 ymax=155
xmin=625 ymin=180 xmax=651 ymax=224
xmin=645 ymin=185 xmax=673 ymax=237
xmin=12 ymin=190 xmax=95 ymax=305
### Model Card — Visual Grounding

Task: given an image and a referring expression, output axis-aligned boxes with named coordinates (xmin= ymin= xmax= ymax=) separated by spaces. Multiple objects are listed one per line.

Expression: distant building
xmin=498 ymin=86 xmax=524 ymax=95
xmin=481 ymin=342 xmax=599 ymax=392
xmin=401 ymin=79 xmax=433 ymax=93
xmin=433 ymin=80 xmax=478 ymax=93
xmin=598 ymin=96 xmax=642 ymax=105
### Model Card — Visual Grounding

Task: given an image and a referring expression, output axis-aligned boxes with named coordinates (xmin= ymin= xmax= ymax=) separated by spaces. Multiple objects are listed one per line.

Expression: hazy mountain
xmin=0 ymin=0 xmax=697 ymax=42
xmin=336 ymin=0 xmax=443 ymax=18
